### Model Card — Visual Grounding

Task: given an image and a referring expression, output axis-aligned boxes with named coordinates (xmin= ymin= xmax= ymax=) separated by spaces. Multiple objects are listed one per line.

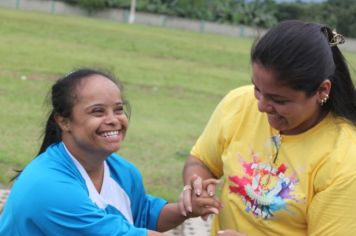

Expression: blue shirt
xmin=0 ymin=142 xmax=167 ymax=235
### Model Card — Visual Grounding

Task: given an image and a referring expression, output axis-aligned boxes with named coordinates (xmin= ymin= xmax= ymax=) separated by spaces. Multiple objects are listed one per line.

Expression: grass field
xmin=0 ymin=7 xmax=355 ymax=200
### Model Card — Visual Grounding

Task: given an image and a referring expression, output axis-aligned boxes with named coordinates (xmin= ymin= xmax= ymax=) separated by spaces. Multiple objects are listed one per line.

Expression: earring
xmin=320 ymin=94 xmax=329 ymax=106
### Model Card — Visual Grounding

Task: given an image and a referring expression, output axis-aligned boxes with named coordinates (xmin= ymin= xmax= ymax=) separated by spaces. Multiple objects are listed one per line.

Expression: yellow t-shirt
xmin=191 ymin=85 xmax=356 ymax=236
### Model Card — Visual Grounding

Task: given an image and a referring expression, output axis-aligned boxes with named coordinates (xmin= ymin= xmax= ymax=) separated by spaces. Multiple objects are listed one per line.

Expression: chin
xmin=268 ymin=118 xmax=288 ymax=131
xmin=104 ymin=145 xmax=120 ymax=155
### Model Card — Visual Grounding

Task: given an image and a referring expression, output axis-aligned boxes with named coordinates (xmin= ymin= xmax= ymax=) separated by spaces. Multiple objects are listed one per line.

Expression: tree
xmin=128 ymin=0 xmax=136 ymax=24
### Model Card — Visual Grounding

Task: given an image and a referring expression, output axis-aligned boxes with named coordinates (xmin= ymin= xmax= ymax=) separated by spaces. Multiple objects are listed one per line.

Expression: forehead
xmin=74 ymin=75 xmax=121 ymax=102
xmin=252 ymin=63 xmax=304 ymax=97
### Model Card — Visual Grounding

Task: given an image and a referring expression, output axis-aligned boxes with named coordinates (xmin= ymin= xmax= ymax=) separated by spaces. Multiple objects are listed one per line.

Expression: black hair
xmin=251 ymin=20 xmax=356 ymax=124
xmin=12 ymin=68 xmax=130 ymax=181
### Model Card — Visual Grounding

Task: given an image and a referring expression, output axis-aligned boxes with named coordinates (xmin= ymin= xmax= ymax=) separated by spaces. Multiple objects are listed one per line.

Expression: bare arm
xmin=147 ymin=230 xmax=165 ymax=236
xmin=183 ymin=155 xmax=216 ymax=181
xmin=156 ymin=194 xmax=221 ymax=232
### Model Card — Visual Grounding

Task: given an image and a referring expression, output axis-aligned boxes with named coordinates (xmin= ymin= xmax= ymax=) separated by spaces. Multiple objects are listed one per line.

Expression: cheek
xmin=278 ymin=104 xmax=308 ymax=123
xmin=274 ymin=105 xmax=299 ymax=124
xmin=120 ymin=115 xmax=129 ymax=129
xmin=82 ymin=118 xmax=103 ymax=133
xmin=273 ymin=105 xmax=290 ymax=117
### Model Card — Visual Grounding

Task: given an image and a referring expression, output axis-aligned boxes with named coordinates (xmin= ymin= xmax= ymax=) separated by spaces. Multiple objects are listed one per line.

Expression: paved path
xmin=0 ymin=189 xmax=10 ymax=213
xmin=0 ymin=189 xmax=212 ymax=235
xmin=165 ymin=217 xmax=212 ymax=236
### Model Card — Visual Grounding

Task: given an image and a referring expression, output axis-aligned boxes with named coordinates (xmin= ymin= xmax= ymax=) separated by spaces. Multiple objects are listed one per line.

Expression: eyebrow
xmin=251 ymin=78 xmax=289 ymax=99
xmin=85 ymin=101 xmax=124 ymax=109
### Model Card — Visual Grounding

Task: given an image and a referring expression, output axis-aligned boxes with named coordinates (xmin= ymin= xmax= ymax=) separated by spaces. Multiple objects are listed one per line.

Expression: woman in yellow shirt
xmin=180 ymin=20 xmax=356 ymax=236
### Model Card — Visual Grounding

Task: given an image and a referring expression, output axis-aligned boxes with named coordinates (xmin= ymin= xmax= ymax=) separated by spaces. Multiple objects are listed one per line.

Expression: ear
xmin=54 ymin=114 xmax=71 ymax=132
xmin=317 ymin=79 xmax=332 ymax=101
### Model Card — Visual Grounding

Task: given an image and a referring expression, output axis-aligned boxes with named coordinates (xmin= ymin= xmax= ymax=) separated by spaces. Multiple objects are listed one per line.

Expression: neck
xmin=76 ymin=155 xmax=105 ymax=193
xmin=62 ymin=140 xmax=106 ymax=192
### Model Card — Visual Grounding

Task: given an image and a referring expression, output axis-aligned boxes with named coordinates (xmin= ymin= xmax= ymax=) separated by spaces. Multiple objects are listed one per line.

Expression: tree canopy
xmin=59 ymin=0 xmax=356 ymax=38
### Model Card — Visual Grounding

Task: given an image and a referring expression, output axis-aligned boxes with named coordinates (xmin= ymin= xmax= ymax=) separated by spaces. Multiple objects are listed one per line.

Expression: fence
xmin=0 ymin=0 xmax=265 ymax=38
xmin=0 ymin=0 xmax=355 ymax=52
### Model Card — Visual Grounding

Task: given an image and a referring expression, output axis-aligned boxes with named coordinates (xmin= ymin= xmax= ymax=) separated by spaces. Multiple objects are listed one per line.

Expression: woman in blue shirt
xmin=0 ymin=68 xmax=220 ymax=236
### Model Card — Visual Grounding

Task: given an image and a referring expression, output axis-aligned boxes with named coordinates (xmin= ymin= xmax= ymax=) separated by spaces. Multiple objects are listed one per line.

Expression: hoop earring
xmin=320 ymin=94 xmax=329 ymax=106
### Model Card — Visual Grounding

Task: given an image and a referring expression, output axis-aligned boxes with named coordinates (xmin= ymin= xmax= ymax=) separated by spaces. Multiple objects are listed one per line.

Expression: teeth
xmin=102 ymin=131 xmax=119 ymax=137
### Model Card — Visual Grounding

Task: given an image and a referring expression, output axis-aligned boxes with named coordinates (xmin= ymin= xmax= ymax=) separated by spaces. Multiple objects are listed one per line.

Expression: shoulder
xmin=212 ymin=85 xmax=258 ymax=128
xmin=219 ymin=85 xmax=256 ymax=114
xmin=19 ymin=143 xmax=82 ymax=185
xmin=107 ymin=153 xmax=140 ymax=173
xmin=107 ymin=153 xmax=143 ymax=182
xmin=315 ymin=119 xmax=356 ymax=189
xmin=333 ymin=120 xmax=356 ymax=164
xmin=9 ymin=143 xmax=87 ymax=209
xmin=330 ymin=118 xmax=356 ymax=158
xmin=224 ymin=85 xmax=255 ymax=103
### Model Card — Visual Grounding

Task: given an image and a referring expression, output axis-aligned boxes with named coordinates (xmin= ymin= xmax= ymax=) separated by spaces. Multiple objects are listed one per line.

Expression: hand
xmin=178 ymin=174 xmax=220 ymax=218
xmin=217 ymin=229 xmax=247 ymax=236
xmin=189 ymin=187 xmax=221 ymax=218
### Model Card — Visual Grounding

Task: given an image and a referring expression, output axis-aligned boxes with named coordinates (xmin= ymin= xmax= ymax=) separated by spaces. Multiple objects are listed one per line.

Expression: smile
xmin=100 ymin=130 xmax=119 ymax=137
xmin=268 ymin=113 xmax=282 ymax=119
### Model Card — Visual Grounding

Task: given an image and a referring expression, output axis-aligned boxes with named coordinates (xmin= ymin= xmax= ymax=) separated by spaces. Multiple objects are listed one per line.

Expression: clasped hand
xmin=178 ymin=174 xmax=246 ymax=236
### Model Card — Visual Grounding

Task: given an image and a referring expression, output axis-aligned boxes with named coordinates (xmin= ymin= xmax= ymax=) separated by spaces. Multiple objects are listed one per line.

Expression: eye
xmin=254 ymin=86 xmax=261 ymax=99
xmin=271 ymin=99 xmax=288 ymax=105
xmin=114 ymin=105 xmax=124 ymax=115
xmin=91 ymin=107 xmax=104 ymax=116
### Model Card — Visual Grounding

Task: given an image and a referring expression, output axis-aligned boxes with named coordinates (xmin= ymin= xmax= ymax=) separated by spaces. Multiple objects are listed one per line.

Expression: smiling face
xmin=252 ymin=63 xmax=329 ymax=135
xmin=57 ymin=74 xmax=128 ymax=160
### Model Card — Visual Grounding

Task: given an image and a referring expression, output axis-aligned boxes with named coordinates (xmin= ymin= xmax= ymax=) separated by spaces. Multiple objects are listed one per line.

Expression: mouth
xmin=268 ymin=113 xmax=282 ymax=119
xmin=99 ymin=130 xmax=120 ymax=138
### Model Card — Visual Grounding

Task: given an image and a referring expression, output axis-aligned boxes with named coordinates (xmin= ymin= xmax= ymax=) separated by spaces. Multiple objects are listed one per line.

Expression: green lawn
xmin=0 ymin=7 xmax=355 ymax=200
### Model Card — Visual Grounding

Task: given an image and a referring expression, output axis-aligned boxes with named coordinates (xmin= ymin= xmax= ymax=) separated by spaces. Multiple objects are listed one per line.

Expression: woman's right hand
xmin=178 ymin=174 xmax=221 ymax=218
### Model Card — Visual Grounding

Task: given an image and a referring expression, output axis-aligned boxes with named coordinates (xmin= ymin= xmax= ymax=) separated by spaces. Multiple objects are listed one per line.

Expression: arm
xmin=156 ymin=191 xmax=222 ymax=232
xmin=155 ymin=203 xmax=187 ymax=232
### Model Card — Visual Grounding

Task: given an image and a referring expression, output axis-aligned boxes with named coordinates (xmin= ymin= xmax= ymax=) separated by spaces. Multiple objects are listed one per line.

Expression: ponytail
xmin=328 ymin=46 xmax=356 ymax=124
xmin=38 ymin=111 xmax=62 ymax=155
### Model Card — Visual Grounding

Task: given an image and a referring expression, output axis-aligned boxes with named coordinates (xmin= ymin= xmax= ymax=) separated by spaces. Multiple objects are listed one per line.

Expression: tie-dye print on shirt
xmin=228 ymin=153 xmax=300 ymax=219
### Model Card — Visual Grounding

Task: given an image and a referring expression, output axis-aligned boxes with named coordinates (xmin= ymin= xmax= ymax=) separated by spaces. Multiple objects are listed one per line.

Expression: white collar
xmin=63 ymin=144 xmax=133 ymax=224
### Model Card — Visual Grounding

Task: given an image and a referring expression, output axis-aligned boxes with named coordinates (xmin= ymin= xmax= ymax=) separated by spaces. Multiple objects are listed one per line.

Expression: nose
xmin=257 ymin=96 xmax=274 ymax=113
xmin=104 ymin=111 xmax=119 ymax=125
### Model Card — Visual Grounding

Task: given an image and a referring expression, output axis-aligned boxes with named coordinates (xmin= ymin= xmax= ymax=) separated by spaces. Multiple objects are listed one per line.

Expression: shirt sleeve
xmin=108 ymin=154 xmax=168 ymax=231
xmin=307 ymin=146 xmax=356 ymax=235
xmin=191 ymin=88 xmax=246 ymax=178
xmin=126 ymin=165 xmax=167 ymax=231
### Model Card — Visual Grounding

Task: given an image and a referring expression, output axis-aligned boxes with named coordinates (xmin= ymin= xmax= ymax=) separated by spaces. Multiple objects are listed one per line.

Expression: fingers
xmin=191 ymin=194 xmax=222 ymax=217
xmin=194 ymin=195 xmax=221 ymax=210
xmin=201 ymin=214 xmax=209 ymax=221
xmin=198 ymin=207 xmax=219 ymax=217
xmin=180 ymin=185 xmax=193 ymax=216
xmin=190 ymin=175 xmax=220 ymax=197
xmin=203 ymin=178 xmax=220 ymax=197
xmin=180 ymin=174 xmax=206 ymax=217
xmin=191 ymin=174 xmax=203 ymax=196
xmin=178 ymin=192 xmax=187 ymax=217
xmin=182 ymin=175 xmax=221 ymax=218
